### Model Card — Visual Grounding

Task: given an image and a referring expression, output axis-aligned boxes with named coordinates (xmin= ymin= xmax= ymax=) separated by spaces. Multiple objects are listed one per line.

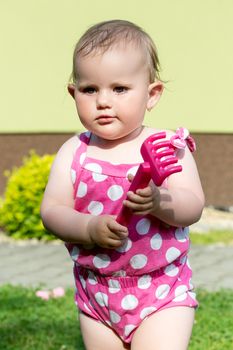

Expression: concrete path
xmin=0 ymin=241 xmax=232 ymax=291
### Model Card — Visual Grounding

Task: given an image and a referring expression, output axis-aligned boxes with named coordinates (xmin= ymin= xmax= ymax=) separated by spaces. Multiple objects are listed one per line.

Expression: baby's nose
xmin=96 ymin=90 xmax=112 ymax=109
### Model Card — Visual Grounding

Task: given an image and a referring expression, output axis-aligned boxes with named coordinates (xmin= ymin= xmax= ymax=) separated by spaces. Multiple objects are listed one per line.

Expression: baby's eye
xmin=114 ymin=86 xmax=128 ymax=94
xmin=82 ymin=87 xmax=96 ymax=94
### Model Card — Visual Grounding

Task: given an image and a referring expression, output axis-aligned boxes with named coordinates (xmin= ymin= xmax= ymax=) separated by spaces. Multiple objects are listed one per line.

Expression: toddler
xmin=41 ymin=19 xmax=205 ymax=350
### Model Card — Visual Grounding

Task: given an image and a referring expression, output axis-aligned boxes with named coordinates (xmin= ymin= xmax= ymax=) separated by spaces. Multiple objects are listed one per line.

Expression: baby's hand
xmin=123 ymin=177 xmax=160 ymax=216
xmin=87 ymin=215 xmax=128 ymax=249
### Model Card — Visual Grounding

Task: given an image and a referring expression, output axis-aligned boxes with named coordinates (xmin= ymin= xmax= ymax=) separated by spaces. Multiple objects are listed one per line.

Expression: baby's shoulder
xmin=143 ymin=127 xmax=175 ymax=140
xmin=56 ymin=134 xmax=82 ymax=158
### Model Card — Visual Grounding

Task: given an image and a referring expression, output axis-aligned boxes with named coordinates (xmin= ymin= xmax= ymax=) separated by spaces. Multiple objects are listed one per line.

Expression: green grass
xmin=0 ymin=285 xmax=85 ymax=350
xmin=190 ymin=289 xmax=233 ymax=350
xmin=0 ymin=286 xmax=232 ymax=349
xmin=190 ymin=230 xmax=233 ymax=245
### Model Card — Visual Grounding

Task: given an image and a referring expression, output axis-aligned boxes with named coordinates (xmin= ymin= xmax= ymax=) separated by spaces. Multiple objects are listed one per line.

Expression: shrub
xmin=0 ymin=151 xmax=55 ymax=240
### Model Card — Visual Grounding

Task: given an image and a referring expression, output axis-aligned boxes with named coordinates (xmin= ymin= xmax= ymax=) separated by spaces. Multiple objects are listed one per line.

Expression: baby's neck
xmin=87 ymin=126 xmax=151 ymax=164
xmin=91 ymin=126 xmax=145 ymax=149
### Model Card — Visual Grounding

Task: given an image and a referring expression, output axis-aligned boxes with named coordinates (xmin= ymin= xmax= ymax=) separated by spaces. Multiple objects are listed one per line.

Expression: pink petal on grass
xmin=36 ymin=290 xmax=51 ymax=300
xmin=52 ymin=287 xmax=65 ymax=298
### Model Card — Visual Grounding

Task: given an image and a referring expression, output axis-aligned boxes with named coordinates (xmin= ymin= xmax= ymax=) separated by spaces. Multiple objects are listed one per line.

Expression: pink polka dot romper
xmin=65 ymin=131 xmax=198 ymax=344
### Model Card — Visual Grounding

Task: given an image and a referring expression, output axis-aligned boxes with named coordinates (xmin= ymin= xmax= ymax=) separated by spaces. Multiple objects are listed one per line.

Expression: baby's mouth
xmin=96 ymin=115 xmax=116 ymax=124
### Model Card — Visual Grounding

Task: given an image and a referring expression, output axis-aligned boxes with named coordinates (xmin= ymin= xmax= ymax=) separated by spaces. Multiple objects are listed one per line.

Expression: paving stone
xmin=1 ymin=241 xmax=233 ymax=291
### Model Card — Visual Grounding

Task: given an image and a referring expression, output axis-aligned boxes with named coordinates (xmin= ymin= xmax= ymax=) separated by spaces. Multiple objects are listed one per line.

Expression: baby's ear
xmin=67 ymin=84 xmax=75 ymax=99
xmin=147 ymin=82 xmax=163 ymax=111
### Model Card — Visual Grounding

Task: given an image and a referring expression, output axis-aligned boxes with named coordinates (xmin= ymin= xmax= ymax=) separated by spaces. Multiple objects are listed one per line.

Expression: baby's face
xmin=71 ymin=45 xmax=159 ymax=141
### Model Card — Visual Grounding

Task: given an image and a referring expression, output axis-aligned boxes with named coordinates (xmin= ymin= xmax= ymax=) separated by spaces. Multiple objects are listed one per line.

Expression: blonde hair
xmin=70 ymin=19 xmax=161 ymax=84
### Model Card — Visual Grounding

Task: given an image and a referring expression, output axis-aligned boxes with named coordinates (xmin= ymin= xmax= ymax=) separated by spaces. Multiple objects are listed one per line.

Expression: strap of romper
xmin=71 ymin=131 xmax=91 ymax=197
xmin=71 ymin=132 xmax=91 ymax=167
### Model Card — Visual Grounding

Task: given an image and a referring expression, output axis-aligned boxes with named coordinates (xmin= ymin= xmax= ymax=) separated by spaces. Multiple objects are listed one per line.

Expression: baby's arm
xmin=123 ymin=133 xmax=205 ymax=227
xmin=40 ymin=136 xmax=128 ymax=248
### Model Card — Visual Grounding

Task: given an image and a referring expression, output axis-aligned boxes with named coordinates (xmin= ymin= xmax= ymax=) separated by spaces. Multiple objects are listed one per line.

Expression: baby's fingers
xmin=123 ymin=199 xmax=153 ymax=212
xmin=108 ymin=219 xmax=128 ymax=239
xmin=126 ymin=190 xmax=152 ymax=204
xmin=104 ymin=237 xmax=127 ymax=249
xmin=135 ymin=186 xmax=153 ymax=197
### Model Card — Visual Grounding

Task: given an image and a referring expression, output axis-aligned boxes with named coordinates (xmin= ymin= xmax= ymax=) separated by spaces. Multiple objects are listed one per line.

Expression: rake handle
xmin=117 ymin=163 xmax=151 ymax=226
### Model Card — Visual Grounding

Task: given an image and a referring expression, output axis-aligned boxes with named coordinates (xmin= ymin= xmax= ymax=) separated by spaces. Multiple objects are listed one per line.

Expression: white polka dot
xmin=88 ymin=201 xmax=104 ymax=215
xmin=130 ymin=254 xmax=148 ymax=269
xmin=175 ymin=285 xmax=188 ymax=295
xmin=150 ymin=233 xmax=162 ymax=250
xmin=95 ymin=292 xmax=108 ymax=307
xmin=88 ymin=271 xmax=97 ymax=285
xmin=173 ymin=285 xmax=188 ymax=302
xmin=126 ymin=166 xmax=139 ymax=177
xmin=93 ymin=254 xmax=111 ymax=269
xmin=165 ymin=247 xmax=181 ymax=263
xmin=89 ymin=299 xmax=95 ymax=309
xmin=136 ymin=218 xmax=151 ymax=235
xmin=137 ymin=275 xmax=152 ymax=289
xmin=110 ymin=310 xmax=121 ymax=324
xmin=80 ymin=152 xmax=86 ymax=165
xmin=115 ymin=238 xmax=132 ymax=253
xmin=107 ymin=185 xmax=124 ymax=201
xmin=155 ymin=284 xmax=170 ymax=300
xmin=186 ymin=258 xmax=191 ymax=270
xmin=84 ymin=163 xmax=108 ymax=182
xmin=84 ymin=302 xmax=92 ymax=313
xmin=71 ymin=246 xmax=79 ymax=261
xmin=140 ymin=306 xmax=156 ymax=319
xmin=124 ymin=324 xmax=137 ymax=338
xmin=189 ymin=278 xmax=194 ymax=290
xmin=80 ymin=275 xmax=86 ymax=289
xmin=108 ymin=279 xmax=121 ymax=293
xmin=121 ymin=295 xmax=139 ymax=310
xmin=71 ymin=169 xmax=76 ymax=184
xmin=85 ymin=162 xmax=103 ymax=173
xmin=76 ymin=181 xmax=87 ymax=198
xmin=93 ymin=173 xmax=108 ymax=182
xmin=175 ymin=227 xmax=188 ymax=242
xmin=188 ymin=291 xmax=197 ymax=301
xmin=180 ymin=255 xmax=187 ymax=265
xmin=164 ymin=263 xmax=179 ymax=277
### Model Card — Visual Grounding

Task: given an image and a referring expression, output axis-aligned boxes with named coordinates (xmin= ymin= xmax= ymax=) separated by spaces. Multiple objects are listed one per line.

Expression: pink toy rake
xmin=117 ymin=131 xmax=182 ymax=226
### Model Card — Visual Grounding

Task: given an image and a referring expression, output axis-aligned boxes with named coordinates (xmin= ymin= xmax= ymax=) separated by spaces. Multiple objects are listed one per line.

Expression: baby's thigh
xmin=131 ymin=306 xmax=195 ymax=350
xmin=79 ymin=312 xmax=129 ymax=350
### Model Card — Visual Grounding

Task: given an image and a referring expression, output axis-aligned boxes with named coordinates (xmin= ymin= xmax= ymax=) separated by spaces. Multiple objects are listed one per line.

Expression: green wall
xmin=1 ymin=0 xmax=232 ymax=133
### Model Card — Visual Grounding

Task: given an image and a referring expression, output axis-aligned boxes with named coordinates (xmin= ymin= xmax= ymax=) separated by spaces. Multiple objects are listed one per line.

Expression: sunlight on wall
xmin=1 ymin=0 xmax=232 ymax=133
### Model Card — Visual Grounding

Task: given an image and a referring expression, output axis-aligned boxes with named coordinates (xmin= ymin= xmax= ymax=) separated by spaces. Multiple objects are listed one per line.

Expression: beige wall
xmin=1 ymin=0 xmax=233 ymax=133
xmin=0 ymin=133 xmax=232 ymax=206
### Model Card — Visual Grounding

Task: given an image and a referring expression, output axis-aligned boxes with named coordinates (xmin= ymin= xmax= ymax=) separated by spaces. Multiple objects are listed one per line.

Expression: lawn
xmin=190 ymin=230 xmax=233 ymax=245
xmin=0 ymin=285 xmax=232 ymax=350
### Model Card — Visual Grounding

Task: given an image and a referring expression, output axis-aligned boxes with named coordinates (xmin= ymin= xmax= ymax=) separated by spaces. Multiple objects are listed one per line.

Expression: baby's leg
xmin=131 ymin=306 xmax=195 ymax=350
xmin=79 ymin=313 xmax=130 ymax=350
